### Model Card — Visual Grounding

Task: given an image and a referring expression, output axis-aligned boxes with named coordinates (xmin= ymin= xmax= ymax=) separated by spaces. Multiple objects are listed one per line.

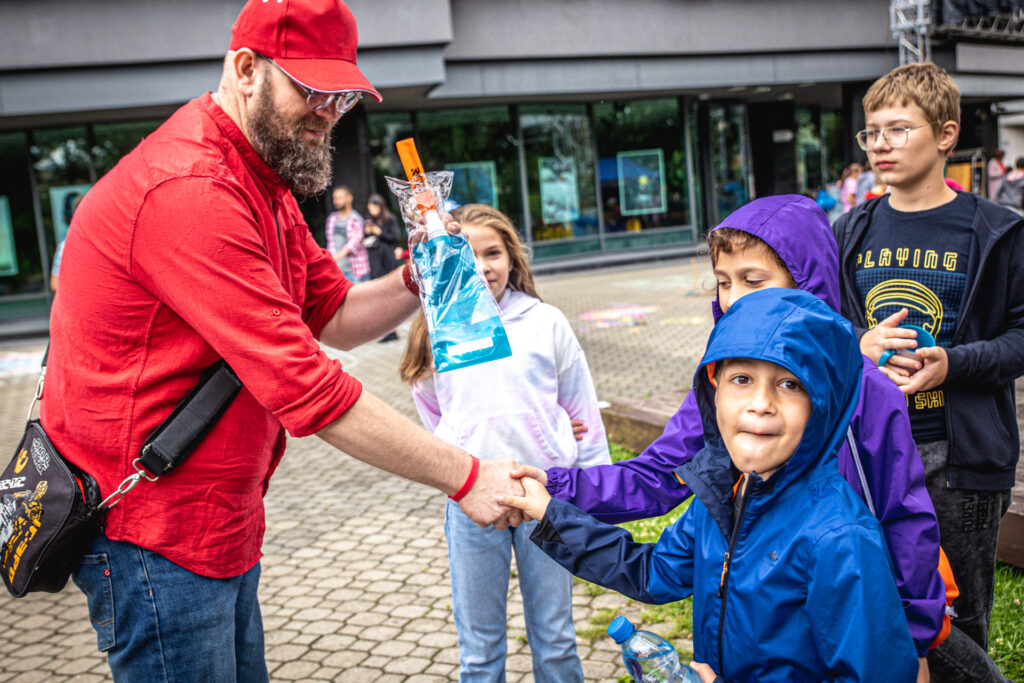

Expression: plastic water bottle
xmin=394 ymin=138 xmax=512 ymax=373
xmin=607 ymin=616 xmax=698 ymax=683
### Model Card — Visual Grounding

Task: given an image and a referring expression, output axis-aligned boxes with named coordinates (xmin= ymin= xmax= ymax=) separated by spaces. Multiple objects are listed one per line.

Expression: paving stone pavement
xmin=0 ymin=257 xmax=718 ymax=682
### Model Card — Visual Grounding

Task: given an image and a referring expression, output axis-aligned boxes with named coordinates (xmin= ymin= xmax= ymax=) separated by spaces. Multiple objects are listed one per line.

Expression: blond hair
xmin=863 ymin=63 xmax=961 ymax=133
xmin=398 ymin=204 xmax=538 ymax=385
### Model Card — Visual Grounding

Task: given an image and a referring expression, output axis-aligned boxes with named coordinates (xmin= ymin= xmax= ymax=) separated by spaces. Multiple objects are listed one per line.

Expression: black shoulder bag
xmin=0 ymin=347 xmax=241 ymax=597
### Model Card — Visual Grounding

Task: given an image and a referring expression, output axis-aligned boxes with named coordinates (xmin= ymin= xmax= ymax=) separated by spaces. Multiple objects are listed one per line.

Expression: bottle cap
xmin=607 ymin=616 xmax=636 ymax=643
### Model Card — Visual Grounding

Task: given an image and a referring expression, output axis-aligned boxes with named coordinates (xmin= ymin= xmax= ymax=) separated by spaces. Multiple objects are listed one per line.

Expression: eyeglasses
xmin=258 ymin=54 xmax=363 ymax=117
xmin=855 ymin=123 xmax=934 ymax=151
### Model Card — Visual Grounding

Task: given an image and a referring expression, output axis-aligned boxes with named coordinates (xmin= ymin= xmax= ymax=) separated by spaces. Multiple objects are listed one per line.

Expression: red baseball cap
xmin=229 ymin=0 xmax=382 ymax=102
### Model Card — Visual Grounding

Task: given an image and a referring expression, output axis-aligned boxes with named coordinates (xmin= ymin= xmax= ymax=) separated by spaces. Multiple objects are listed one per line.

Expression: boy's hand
xmin=497 ymin=473 xmax=551 ymax=522
xmin=510 ymin=464 xmax=549 ymax=487
xmin=899 ymin=346 xmax=948 ymax=395
xmin=860 ymin=308 xmax=921 ymax=368
xmin=687 ymin=661 xmax=719 ymax=683
xmin=571 ymin=419 xmax=588 ymax=441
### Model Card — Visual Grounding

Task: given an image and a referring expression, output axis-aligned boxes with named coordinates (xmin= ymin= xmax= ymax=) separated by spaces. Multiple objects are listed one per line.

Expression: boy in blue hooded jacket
xmin=502 ymin=288 xmax=919 ymax=683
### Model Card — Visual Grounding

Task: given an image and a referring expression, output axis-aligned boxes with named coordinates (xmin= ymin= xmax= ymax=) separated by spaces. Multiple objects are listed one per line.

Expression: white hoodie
xmin=411 ymin=289 xmax=611 ymax=470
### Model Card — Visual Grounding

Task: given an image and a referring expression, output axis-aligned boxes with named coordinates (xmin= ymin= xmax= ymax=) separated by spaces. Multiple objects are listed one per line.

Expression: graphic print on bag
xmin=854 ymin=194 xmax=973 ymax=443
xmin=0 ymin=481 xmax=47 ymax=580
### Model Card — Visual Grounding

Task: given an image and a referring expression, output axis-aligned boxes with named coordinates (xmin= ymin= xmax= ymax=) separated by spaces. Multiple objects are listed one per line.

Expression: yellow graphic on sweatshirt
xmin=864 ymin=279 xmax=943 ymax=336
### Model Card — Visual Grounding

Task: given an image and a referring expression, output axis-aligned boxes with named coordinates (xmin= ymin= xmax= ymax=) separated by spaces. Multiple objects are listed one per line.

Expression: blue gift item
xmin=388 ymin=138 xmax=512 ymax=373
xmin=608 ymin=616 xmax=697 ymax=682
xmin=878 ymin=324 xmax=936 ymax=367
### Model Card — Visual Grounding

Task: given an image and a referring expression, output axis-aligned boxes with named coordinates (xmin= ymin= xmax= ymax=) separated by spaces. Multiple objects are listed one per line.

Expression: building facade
xmin=2 ymin=0 xmax=1023 ymax=330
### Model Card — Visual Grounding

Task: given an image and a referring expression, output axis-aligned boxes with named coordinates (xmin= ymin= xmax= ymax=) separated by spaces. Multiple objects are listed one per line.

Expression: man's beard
xmin=248 ymin=78 xmax=335 ymax=197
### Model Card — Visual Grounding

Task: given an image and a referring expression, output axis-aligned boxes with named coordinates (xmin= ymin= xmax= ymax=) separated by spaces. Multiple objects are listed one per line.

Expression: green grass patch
xmin=990 ymin=562 xmax=1024 ymax=679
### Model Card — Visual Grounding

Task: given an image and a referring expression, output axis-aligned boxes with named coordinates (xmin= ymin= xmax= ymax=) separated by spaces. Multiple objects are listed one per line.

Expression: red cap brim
xmin=274 ymin=57 xmax=382 ymax=102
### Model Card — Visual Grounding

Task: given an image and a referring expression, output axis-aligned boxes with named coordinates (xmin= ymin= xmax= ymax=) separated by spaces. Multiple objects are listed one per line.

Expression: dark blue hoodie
xmin=533 ymin=289 xmax=919 ymax=682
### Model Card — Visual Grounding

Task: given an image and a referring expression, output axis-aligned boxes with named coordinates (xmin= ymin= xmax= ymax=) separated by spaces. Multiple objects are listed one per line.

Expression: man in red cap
xmin=42 ymin=1 xmax=524 ymax=679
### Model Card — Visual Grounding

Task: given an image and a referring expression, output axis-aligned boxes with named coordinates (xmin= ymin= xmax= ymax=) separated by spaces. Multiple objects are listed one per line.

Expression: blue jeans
xmin=72 ymin=535 xmax=268 ymax=683
xmin=445 ymin=500 xmax=583 ymax=683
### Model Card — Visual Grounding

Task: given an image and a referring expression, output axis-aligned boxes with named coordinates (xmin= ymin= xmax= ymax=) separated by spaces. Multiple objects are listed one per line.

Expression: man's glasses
xmin=258 ymin=55 xmax=363 ymax=117
xmin=855 ymin=123 xmax=934 ymax=151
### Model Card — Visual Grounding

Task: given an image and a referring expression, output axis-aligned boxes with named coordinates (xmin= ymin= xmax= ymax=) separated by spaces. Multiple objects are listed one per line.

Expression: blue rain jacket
xmin=532 ymin=289 xmax=918 ymax=682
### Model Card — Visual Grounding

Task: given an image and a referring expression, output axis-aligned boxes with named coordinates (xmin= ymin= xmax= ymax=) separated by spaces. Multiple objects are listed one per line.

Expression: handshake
xmin=456 ymin=460 xmax=552 ymax=530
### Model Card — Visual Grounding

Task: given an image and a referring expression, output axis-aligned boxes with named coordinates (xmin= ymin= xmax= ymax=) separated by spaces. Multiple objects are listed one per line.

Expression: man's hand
xmin=859 ymin=308 xmax=921 ymax=367
xmin=406 ymin=211 xmax=461 ymax=247
xmin=899 ymin=346 xmax=948 ymax=395
xmin=497 ymin=474 xmax=552 ymax=522
xmin=458 ymin=459 xmax=525 ymax=530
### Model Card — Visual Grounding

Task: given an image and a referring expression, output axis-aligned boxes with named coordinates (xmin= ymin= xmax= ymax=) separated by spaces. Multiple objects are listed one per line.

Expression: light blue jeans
xmin=72 ymin=535 xmax=268 ymax=683
xmin=445 ymin=500 xmax=584 ymax=683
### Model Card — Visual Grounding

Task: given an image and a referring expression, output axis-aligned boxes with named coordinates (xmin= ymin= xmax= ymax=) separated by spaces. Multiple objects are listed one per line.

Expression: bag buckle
xmin=98 ymin=457 xmax=159 ymax=510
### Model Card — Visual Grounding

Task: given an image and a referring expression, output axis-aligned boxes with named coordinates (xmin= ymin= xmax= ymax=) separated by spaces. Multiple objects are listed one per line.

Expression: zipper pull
xmin=718 ymin=551 xmax=731 ymax=598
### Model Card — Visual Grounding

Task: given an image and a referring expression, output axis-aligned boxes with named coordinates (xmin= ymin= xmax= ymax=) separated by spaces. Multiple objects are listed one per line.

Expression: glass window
xmin=820 ymin=110 xmax=844 ymax=186
xmin=593 ymin=98 xmax=691 ymax=235
xmin=31 ymin=126 xmax=94 ymax=273
xmin=368 ymin=112 xmax=414 ymax=215
xmin=708 ymin=104 xmax=750 ymax=225
xmin=795 ymin=107 xmax=823 ymax=196
xmin=520 ymin=105 xmax=598 ymax=247
xmin=92 ymin=120 xmax=161 ymax=176
xmin=417 ymin=107 xmax=523 ymax=231
xmin=0 ymin=132 xmax=47 ymax=311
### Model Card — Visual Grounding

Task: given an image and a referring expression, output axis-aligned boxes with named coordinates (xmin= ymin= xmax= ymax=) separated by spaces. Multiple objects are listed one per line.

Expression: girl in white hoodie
xmin=399 ymin=204 xmax=610 ymax=683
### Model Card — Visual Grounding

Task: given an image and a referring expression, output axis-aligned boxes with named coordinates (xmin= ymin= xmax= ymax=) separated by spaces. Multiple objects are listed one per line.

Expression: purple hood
xmin=709 ymin=194 xmax=839 ymax=321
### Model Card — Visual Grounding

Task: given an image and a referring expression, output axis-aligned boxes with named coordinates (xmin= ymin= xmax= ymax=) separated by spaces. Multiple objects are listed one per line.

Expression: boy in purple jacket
xmin=515 ymin=194 xmax=946 ymax=678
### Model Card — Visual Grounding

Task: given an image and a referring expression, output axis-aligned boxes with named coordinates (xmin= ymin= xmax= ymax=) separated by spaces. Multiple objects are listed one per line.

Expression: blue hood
xmin=683 ymin=288 xmax=863 ymax=537
xmin=710 ymin=195 xmax=838 ymax=321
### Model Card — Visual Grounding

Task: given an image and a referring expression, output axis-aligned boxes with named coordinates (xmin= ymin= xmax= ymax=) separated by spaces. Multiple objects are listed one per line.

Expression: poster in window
xmin=618 ymin=149 xmax=667 ymax=217
xmin=538 ymin=156 xmax=579 ymax=224
xmin=48 ymin=183 xmax=92 ymax=244
xmin=446 ymin=161 xmax=499 ymax=209
xmin=0 ymin=196 xmax=17 ymax=277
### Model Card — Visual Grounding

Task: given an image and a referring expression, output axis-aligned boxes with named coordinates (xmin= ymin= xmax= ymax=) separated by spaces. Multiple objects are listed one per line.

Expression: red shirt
xmin=42 ymin=93 xmax=362 ymax=577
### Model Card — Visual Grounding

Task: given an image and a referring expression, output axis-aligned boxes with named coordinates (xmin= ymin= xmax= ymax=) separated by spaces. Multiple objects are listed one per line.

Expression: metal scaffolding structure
xmin=891 ymin=0 xmax=933 ymax=64
xmin=891 ymin=1 xmax=1024 ymax=65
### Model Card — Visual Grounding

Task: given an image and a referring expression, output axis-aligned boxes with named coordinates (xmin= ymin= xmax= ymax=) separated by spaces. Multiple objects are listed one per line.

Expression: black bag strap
xmin=31 ymin=341 xmax=242 ymax=510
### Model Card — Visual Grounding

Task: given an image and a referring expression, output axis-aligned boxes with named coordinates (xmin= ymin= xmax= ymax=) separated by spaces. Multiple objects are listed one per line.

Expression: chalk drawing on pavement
xmin=578 ymin=304 xmax=660 ymax=334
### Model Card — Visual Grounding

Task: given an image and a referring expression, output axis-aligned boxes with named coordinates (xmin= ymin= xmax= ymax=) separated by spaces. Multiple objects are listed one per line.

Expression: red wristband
xmin=449 ymin=455 xmax=480 ymax=502
xmin=402 ymin=263 xmax=419 ymax=296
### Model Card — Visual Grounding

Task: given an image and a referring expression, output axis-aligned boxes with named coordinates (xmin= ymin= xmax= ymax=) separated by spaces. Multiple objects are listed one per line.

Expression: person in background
xmin=995 ymin=156 xmax=1024 ymax=215
xmin=325 ymin=185 xmax=369 ymax=282
xmin=840 ymin=162 xmax=862 ymax=212
xmin=364 ymin=193 xmax=401 ymax=279
xmin=400 ymin=204 xmax=610 ymax=682
xmin=855 ymin=162 xmax=876 ymax=204
xmin=987 ymin=148 xmax=1006 ymax=199
xmin=364 ymin=193 xmax=402 ymax=341
xmin=50 ymin=193 xmax=85 ymax=292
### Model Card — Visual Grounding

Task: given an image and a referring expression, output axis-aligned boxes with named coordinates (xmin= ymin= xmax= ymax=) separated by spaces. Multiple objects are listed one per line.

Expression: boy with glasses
xmin=834 ymin=62 xmax=1024 ymax=682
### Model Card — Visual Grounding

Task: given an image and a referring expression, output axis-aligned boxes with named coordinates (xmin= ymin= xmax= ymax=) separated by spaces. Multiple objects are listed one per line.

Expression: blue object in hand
xmin=411 ymin=232 xmax=512 ymax=373
xmin=608 ymin=616 xmax=697 ymax=682
xmin=877 ymin=324 xmax=936 ymax=368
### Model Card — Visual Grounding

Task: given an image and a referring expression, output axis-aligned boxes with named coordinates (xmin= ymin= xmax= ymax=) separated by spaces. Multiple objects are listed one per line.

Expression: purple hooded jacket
xmin=546 ymin=194 xmax=945 ymax=655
